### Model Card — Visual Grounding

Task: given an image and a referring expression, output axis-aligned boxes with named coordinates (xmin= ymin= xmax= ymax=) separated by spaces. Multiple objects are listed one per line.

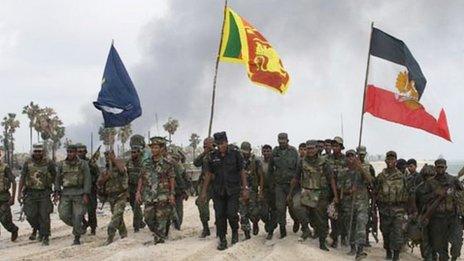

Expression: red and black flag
xmin=364 ymin=27 xmax=451 ymax=141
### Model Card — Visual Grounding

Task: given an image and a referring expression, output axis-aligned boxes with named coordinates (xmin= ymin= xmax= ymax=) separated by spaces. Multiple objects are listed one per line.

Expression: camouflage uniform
xmin=424 ymin=167 xmax=463 ymax=261
xmin=375 ymin=160 xmax=409 ymax=257
xmin=327 ymin=152 xmax=347 ymax=245
xmin=193 ymin=151 xmax=213 ymax=235
xmin=21 ymin=156 xmax=56 ymax=243
xmin=269 ymin=142 xmax=298 ymax=234
xmin=0 ymin=162 xmax=18 ymax=235
xmin=55 ymin=156 xmax=91 ymax=240
xmin=260 ymin=157 xmax=277 ymax=235
xmin=173 ymin=159 xmax=188 ymax=230
xmin=127 ymin=157 xmax=145 ymax=231
xmin=239 ymin=153 xmax=263 ymax=235
xmin=141 ymin=156 xmax=175 ymax=242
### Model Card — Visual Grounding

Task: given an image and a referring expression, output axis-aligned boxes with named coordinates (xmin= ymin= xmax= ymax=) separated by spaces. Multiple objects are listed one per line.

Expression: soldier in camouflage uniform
xmin=323 ymin=139 xmax=332 ymax=157
xmin=0 ymin=148 xmax=18 ymax=241
xmin=126 ymin=135 xmax=146 ymax=232
xmin=327 ymin=136 xmax=347 ymax=248
xmin=289 ymin=140 xmax=338 ymax=251
xmin=337 ymin=150 xmax=373 ymax=260
xmin=97 ymin=150 xmax=129 ymax=245
xmin=375 ymin=151 xmax=409 ymax=261
xmin=136 ymin=137 xmax=175 ymax=244
xmin=18 ymin=144 xmax=56 ymax=246
xmin=260 ymin=144 xmax=277 ymax=240
xmin=54 ymin=144 xmax=91 ymax=245
xmin=169 ymin=147 xmax=189 ymax=231
xmin=423 ymin=159 xmax=463 ymax=261
xmin=193 ymin=137 xmax=214 ymax=238
xmin=357 ymin=146 xmax=376 ymax=247
xmin=77 ymin=143 xmax=100 ymax=235
xmin=239 ymin=141 xmax=264 ymax=239
xmin=268 ymin=133 xmax=299 ymax=239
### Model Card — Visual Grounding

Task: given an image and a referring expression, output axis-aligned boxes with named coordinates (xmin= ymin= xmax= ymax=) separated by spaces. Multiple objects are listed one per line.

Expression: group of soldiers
xmin=0 ymin=131 xmax=463 ymax=261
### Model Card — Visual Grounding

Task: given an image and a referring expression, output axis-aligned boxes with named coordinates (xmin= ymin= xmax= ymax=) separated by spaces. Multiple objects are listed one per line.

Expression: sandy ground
xmin=0 ymin=196 xmax=426 ymax=261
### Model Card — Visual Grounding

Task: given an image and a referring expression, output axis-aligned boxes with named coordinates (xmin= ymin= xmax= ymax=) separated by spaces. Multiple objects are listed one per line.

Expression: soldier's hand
xmin=52 ymin=193 xmax=60 ymax=205
xmin=83 ymin=194 xmax=90 ymax=205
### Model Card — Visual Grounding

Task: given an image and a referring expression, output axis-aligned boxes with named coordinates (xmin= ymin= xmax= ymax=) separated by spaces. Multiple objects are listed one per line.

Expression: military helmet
xmin=149 ymin=136 xmax=167 ymax=147
xmin=32 ymin=144 xmax=44 ymax=151
xmin=435 ymin=158 xmax=447 ymax=167
xmin=130 ymin=134 xmax=146 ymax=150
xmin=386 ymin=150 xmax=397 ymax=159
xmin=240 ymin=141 xmax=252 ymax=152
xmin=75 ymin=143 xmax=87 ymax=150
xmin=66 ymin=144 xmax=78 ymax=151
xmin=331 ymin=136 xmax=345 ymax=149
xmin=356 ymin=145 xmax=367 ymax=155
xmin=346 ymin=149 xmax=356 ymax=156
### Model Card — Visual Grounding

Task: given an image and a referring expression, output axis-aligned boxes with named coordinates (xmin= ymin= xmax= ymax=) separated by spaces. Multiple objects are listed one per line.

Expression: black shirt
xmin=204 ymin=146 xmax=244 ymax=195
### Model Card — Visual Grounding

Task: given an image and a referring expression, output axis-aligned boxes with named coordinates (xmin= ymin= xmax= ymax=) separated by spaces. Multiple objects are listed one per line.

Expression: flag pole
xmin=358 ymin=22 xmax=374 ymax=147
xmin=207 ymin=0 xmax=228 ymax=137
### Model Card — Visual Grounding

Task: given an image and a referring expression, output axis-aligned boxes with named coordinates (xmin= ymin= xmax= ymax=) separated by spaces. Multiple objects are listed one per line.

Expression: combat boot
xmin=392 ymin=250 xmax=400 ymax=261
xmin=199 ymin=221 xmax=210 ymax=238
xmin=266 ymin=230 xmax=274 ymax=240
xmin=355 ymin=245 xmax=367 ymax=260
xmin=154 ymin=234 xmax=165 ymax=245
xmin=319 ymin=237 xmax=329 ymax=251
xmin=42 ymin=236 xmax=49 ymax=246
xmin=347 ymin=244 xmax=356 ymax=255
xmin=341 ymin=236 xmax=348 ymax=247
xmin=217 ymin=237 xmax=228 ymax=251
xmin=298 ymin=224 xmax=310 ymax=242
xmin=451 ymin=257 xmax=457 ymax=261
xmin=385 ymin=249 xmax=392 ymax=260
xmin=292 ymin=221 xmax=300 ymax=233
xmin=244 ymin=230 xmax=251 ymax=240
xmin=231 ymin=230 xmax=239 ymax=244
xmin=11 ymin=229 xmax=18 ymax=242
xmin=252 ymin=221 xmax=259 ymax=235
xmin=330 ymin=238 xmax=338 ymax=248
xmin=72 ymin=235 xmax=81 ymax=245
xmin=105 ymin=235 xmax=114 ymax=246
xmin=38 ymin=233 xmax=44 ymax=242
xmin=29 ymin=228 xmax=37 ymax=241
xmin=280 ymin=225 xmax=287 ymax=239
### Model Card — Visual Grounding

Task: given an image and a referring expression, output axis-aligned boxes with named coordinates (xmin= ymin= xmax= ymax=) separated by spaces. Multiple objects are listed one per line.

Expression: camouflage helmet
xmin=130 ymin=134 xmax=146 ymax=150
xmin=332 ymin=136 xmax=345 ymax=149
xmin=356 ymin=145 xmax=367 ymax=155
xmin=240 ymin=141 xmax=252 ymax=152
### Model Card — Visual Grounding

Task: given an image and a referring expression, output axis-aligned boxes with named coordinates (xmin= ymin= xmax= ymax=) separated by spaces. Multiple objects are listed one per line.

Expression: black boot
xmin=90 ymin=227 xmax=96 ymax=236
xmin=72 ymin=235 xmax=81 ymax=245
xmin=244 ymin=230 xmax=251 ymax=240
xmin=266 ymin=230 xmax=274 ymax=240
xmin=29 ymin=228 xmax=37 ymax=241
xmin=385 ymin=249 xmax=392 ymax=260
xmin=252 ymin=221 xmax=259 ymax=235
xmin=347 ymin=244 xmax=356 ymax=255
xmin=105 ymin=235 xmax=114 ymax=246
xmin=292 ymin=221 xmax=300 ymax=233
xmin=11 ymin=228 xmax=18 ymax=242
xmin=217 ymin=237 xmax=228 ymax=251
xmin=341 ymin=236 xmax=348 ymax=247
xmin=355 ymin=245 xmax=367 ymax=260
xmin=392 ymin=250 xmax=399 ymax=261
xmin=280 ymin=225 xmax=287 ymax=239
xmin=298 ymin=224 xmax=310 ymax=242
xmin=319 ymin=237 xmax=329 ymax=251
xmin=200 ymin=221 xmax=211 ymax=238
xmin=42 ymin=236 xmax=49 ymax=246
xmin=231 ymin=230 xmax=239 ymax=245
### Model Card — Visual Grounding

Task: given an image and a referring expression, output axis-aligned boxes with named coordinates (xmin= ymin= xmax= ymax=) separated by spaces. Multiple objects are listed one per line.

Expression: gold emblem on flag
xmin=395 ymin=71 xmax=421 ymax=109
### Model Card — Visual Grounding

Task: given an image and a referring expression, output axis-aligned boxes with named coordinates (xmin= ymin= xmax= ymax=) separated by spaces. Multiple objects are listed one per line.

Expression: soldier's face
xmin=298 ymin=147 xmax=306 ymax=157
xmin=262 ymin=148 xmax=272 ymax=159
xmin=306 ymin=146 xmax=317 ymax=157
xmin=435 ymin=165 xmax=446 ymax=175
xmin=407 ymin=164 xmax=417 ymax=174
xmin=67 ymin=150 xmax=77 ymax=160
xmin=218 ymin=141 xmax=228 ymax=153
xmin=151 ymin=144 xmax=162 ymax=157
xmin=324 ymin=142 xmax=332 ymax=152
xmin=278 ymin=139 xmax=288 ymax=147
xmin=332 ymin=143 xmax=342 ymax=154
xmin=242 ymin=150 xmax=251 ymax=158
xmin=33 ymin=150 xmax=43 ymax=160
xmin=204 ymin=139 xmax=214 ymax=150
xmin=358 ymin=153 xmax=366 ymax=161
xmin=131 ymin=150 xmax=140 ymax=160
xmin=385 ymin=157 xmax=396 ymax=169
xmin=346 ymin=154 xmax=356 ymax=164
xmin=77 ymin=149 xmax=86 ymax=159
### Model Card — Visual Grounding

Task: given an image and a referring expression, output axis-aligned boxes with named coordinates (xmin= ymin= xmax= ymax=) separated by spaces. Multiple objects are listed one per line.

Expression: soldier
xmin=97 ymin=150 xmax=128 ymax=245
xmin=170 ymin=147 xmax=189 ymax=230
xmin=375 ymin=151 xmax=409 ymax=261
xmin=135 ymin=137 xmax=175 ymax=244
xmin=288 ymin=140 xmax=338 ymax=251
xmin=199 ymin=131 xmax=249 ymax=250
xmin=126 ymin=135 xmax=146 ymax=232
xmin=0 ymin=147 xmax=19 ymax=241
xmin=268 ymin=133 xmax=298 ymax=239
xmin=424 ymin=159 xmax=463 ymax=261
xmin=396 ymin=159 xmax=408 ymax=175
xmin=327 ymin=136 xmax=347 ymax=248
xmin=260 ymin=144 xmax=277 ymax=240
xmin=357 ymin=146 xmax=377 ymax=247
xmin=76 ymin=143 xmax=99 ymax=235
xmin=323 ymin=139 xmax=333 ymax=157
xmin=193 ymin=137 xmax=214 ymax=238
xmin=18 ymin=144 xmax=56 ymax=246
xmin=239 ymin=141 xmax=264 ymax=239
xmin=316 ymin=140 xmax=325 ymax=156
xmin=54 ymin=144 xmax=91 ymax=245
xmin=338 ymin=150 xmax=373 ymax=259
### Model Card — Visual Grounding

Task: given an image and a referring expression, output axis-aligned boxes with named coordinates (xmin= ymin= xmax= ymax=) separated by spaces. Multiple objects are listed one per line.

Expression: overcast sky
xmin=1 ymin=0 xmax=463 ymax=160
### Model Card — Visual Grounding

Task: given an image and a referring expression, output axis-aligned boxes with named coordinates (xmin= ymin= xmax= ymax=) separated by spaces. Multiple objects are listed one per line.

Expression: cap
xmin=386 ymin=150 xmax=397 ymax=158
xmin=331 ymin=136 xmax=345 ymax=149
xmin=356 ymin=145 xmax=367 ymax=155
xmin=66 ymin=144 xmax=78 ymax=151
xmin=75 ymin=143 xmax=87 ymax=150
xmin=240 ymin=141 xmax=251 ymax=152
xmin=306 ymin=140 xmax=318 ymax=147
xmin=149 ymin=136 xmax=167 ymax=146
xmin=277 ymin=133 xmax=288 ymax=140
xmin=346 ymin=149 xmax=356 ymax=156
xmin=130 ymin=134 xmax=146 ymax=149
xmin=434 ymin=158 xmax=447 ymax=167
xmin=213 ymin=131 xmax=228 ymax=143
xmin=32 ymin=144 xmax=44 ymax=151
xmin=407 ymin=158 xmax=417 ymax=166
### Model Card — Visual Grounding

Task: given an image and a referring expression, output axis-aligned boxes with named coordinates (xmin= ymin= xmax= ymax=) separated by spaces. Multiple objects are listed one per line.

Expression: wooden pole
xmin=358 ymin=22 xmax=374 ymax=147
xmin=207 ymin=0 xmax=228 ymax=137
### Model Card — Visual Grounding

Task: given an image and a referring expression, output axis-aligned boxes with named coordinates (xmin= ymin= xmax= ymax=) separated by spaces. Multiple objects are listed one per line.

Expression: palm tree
xmin=117 ymin=124 xmax=132 ymax=159
xmin=33 ymin=107 xmax=64 ymax=160
xmin=1 ymin=113 xmax=20 ymax=166
xmin=22 ymin=102 xmax=41 ymax=151
xmin=163 ymin=117 xmax=179 ymax=141
xmin=98 ymin=124 xmax=116 ymax=151
xmin=189 ymin=133 xmax=201 ymax=160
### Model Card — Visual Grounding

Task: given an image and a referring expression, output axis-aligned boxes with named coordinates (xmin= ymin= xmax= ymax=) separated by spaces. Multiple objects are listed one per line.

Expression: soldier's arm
xmin=237 ymin=152 xmax=248 ymax=189
xmin=49 ymin=161 xmax=57 ymax=190
xmin=369 ymin=165 xmax=376 ymax=178
xmin=193 ymin=152 xmax=206 ymax=168
xmin=54 ymin=162 xmax=62 ymax=192
xmin=18 ymin=161 xmax=28 ymax=199
xmin=83 ymin=161 xmax=91 ymax=195
xmin=289 ymin=160 xmax=302 ymax=196
xmin=256 ymin=160 xmax=264 ymax=195
xmin=6 ymin=166 xmax=16 ymax=204
xmin=325 ymin=164 xmax=339 ymax=202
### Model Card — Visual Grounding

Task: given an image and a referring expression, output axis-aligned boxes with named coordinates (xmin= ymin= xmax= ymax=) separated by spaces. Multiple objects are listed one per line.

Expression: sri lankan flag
xmin=219 ymin=7 xmax=290 ymax=94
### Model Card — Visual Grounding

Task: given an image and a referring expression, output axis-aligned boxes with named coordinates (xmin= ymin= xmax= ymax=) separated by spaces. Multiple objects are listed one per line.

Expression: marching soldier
xmin=0 ymin=147 xmax=19 ymax=241
xmin=54 ymin=144 xmax=91 ymax=245
xmin=18 ymin=144 xmax=56 ymax=246
xmin=260 ymin=144 xmax=277 ymax=240
xmin=126 ymin=135 xmax=146 ymax=232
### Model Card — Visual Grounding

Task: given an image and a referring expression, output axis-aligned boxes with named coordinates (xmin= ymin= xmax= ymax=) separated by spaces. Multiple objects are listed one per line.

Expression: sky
xmin=1 ymin=0 xmax=463 ymax=160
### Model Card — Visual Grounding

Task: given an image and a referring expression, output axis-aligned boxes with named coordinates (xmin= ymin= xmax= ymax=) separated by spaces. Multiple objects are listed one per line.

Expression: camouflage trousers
xmin=260 ymin=190 xmax=277 ymax=233
xmin=239 ymin=190 xmax=261 ymax=232
xmin=129 ymin=187 xmax=145 ymax=230
xmin=84 ymin=188 xmax=98 ymax=230
xmin=379 ymin=206 xmax=405 ymax=251
xmin=107 ymin=194 xmax=127 ymax=238
xmin=23 ymin=191 xmax=53 ymax=237
xmin=58 ymin=195 xmax=87 ymax=236
xmin=294 ymin=197 xmax=330 ymax=240
xmin=427 ymin=213 xmax=462 ymax=260
xmin=0 ymin=200 xmax=18 ymax=233
xmin=144 ymin=201 xmax=172 ymax=239
xmin=340 ymin=198 xmax=369 ymax=246
xmin=195 ymin=180 xmax=212 ymax=223
xmin=292 ymin=191 xmax=315 ymax=229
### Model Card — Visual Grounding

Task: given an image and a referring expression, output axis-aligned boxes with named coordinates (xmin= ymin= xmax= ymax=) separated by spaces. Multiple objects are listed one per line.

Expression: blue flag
xmin=93 ymin=43 xmax=142 ymax=127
